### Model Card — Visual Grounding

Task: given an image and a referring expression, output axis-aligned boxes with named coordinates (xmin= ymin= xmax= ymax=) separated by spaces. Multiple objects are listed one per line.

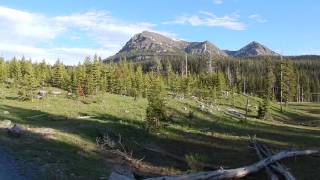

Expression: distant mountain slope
xmin=228 ymin=41 xmax=279 ymax=57
xmin=108 ymin=31 xmax=279 ymax=61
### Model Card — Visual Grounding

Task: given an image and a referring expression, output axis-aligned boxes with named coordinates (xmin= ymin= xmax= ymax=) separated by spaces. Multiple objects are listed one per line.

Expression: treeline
xmin=0 ymin=55 xmax=319 ymax=102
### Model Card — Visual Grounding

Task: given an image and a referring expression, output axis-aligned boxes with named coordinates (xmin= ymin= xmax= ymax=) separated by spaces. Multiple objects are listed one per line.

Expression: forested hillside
xmin=0 ymin=55 xmax=319 ymax=103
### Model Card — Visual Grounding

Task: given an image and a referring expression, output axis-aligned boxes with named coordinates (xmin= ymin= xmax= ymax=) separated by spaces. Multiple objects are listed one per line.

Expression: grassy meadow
xmin=0 ymin=85 xmax=319 ymax=179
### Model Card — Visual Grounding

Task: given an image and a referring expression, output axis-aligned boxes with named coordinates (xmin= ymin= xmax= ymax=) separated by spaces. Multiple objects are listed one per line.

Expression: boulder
xmin=38 ymin=90 xmax=47 ymax=96
xmin=51 ymin=91 xmax=61 ymax=96
xmin=1 ymin=120 xmax=12 ymax=127
xmin=3 ymin=111 xmax=10 ymax=115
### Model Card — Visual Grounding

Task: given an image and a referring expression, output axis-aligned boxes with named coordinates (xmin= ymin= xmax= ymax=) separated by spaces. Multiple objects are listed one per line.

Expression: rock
xmin=51 ymin=91 xmax=61 ymax=96
xmin=7 ymin=124 xmax=24 ymax=138
xmin=1 ymin=120 xmax=12 ymax=128
xmin=124 ymin=110 xmax=130 ymax=113
xmin=200 ymin=104 xmax=205 ymax=111
xmin=183 ymin=107 xmax=188 ymax=111
xmin=3 ymin=111 xmax=10 ymax=115
xmin=38 ymin=90 xmax=47 ymax=96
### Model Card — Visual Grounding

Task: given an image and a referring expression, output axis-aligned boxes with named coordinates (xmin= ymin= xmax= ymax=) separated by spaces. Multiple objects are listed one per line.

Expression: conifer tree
xmin=37 ymin=60 xmax=50 ymax=87
xmin=258 ymin=59 xmax=275 ymax=119
xmin=145 ymin=75 xmax=167 ymax=130
xmin=281 ymin=60 xmax=296 ymax=105
xmin=91 ymin=55 xmax=102 ymax=94
xmin=52 ymin=60 xmax=65 ymax=88
xmin=214 ymin=72 xmax=227 ymax=96
xmin=133 ymin=66 xmax=143 ymax=99
xmin=9 ymin=57 xmax=22 ymax=85
xmin=18 ymin=60 xmax=38 ymax=101
xmin=0 ymin=58 xmax=7 ymax=82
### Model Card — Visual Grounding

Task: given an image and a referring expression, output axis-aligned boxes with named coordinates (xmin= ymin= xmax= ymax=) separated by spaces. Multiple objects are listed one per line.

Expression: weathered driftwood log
xmin=251 ymin=138 xmax=279 ymax=180
xmin=143 ymin=149 xmax=318 ymax=180
xmin=258 ymin=143 xmax=295 ymax=180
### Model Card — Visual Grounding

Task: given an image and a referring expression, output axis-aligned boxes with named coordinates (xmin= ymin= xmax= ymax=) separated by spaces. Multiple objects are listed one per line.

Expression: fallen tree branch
xmin=259 ymin=144 xmax=295 ymax=180
xmin=250 ymin=137 xmax=279 ymax=180
xmin=143 ymin=149 xmax=318 ymax=180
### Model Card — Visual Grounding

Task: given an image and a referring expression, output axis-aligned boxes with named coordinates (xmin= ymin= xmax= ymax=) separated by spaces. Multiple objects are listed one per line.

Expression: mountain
xmin=226 ymin=41 xmax=279 ymax=57
xmin=110 ymin=31 xmax=228 ymax=61
xmin=118 ymin=31 xmax=188 ymax=54
xmin=185 ymin=41 xmax=228 ymax=56
xmin=109 ymin=31 xmax=278 ymax=61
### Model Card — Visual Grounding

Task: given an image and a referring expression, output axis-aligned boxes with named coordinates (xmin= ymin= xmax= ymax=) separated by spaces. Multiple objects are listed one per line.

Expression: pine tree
xmin=52 ymin=60 xmax=65 ymax=88
xmin=258 ymin=98 xmax=271 ymax=119
xmin=281 ymin=60 xmax=296 ymax=105
xmin=37 ymin=60 xmax=49 ymax=87
xmin=214 ymin=72 xmax=227 ymax=97
xmin=264 ymin=58 xmax=275 ymax=100
xmin=133 ymin=66 xmax=143 ymax=99
xmin=105 ymin=65 xmax=114 ymax=93
xmin=9 ymin=57 xmax=22 ymax=86
xmin=145 ymin=75 xmax=167 ymax=130
xmin=0 ymin=58 xmax=7 ymax=82
xmin=91 ymin=55 xmax=101 ymax=94
xmin=258 ymin=59 xmax=274 ymax=119
xmin=18 ymin=60 xmax=38 ymax=101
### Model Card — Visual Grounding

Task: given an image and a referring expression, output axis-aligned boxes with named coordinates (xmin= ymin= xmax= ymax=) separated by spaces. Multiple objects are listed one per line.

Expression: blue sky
xmin=0 ymin=0 xmax=319 ymax=64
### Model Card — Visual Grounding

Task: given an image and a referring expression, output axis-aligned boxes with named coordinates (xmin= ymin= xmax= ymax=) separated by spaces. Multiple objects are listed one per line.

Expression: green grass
xmin=0 ymin=86 xmax=319 ymax=179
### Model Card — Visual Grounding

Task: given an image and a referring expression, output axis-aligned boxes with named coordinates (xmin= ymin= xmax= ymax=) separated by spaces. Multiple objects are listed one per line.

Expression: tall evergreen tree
xmin=281 ymin=60 xmax=296 ymax=105
xmin=18 ymin=60 xmax=38 ymax=101
xmin=52 ymin=60 xmax=65 ymax=88
xmin=145 ymin=75 xmax=166 ymax=129
xmin=9 ymin=57 xmax=22 ymax=84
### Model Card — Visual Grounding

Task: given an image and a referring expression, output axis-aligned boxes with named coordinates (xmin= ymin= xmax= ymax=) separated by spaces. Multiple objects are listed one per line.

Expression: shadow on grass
xmin=0 ymin=126 xmax=109 ymax=180
xmin=1 ymin=103 xmax=320 ymax=179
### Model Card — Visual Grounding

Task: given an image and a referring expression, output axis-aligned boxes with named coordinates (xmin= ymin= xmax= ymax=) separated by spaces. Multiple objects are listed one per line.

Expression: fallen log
xmin=258 ymin=144 xmax=295 ymax=180
xmin=250 ymin=138 xmax=279 ymax=180
xmin=143 ymin=149 xmax=318 ymax=180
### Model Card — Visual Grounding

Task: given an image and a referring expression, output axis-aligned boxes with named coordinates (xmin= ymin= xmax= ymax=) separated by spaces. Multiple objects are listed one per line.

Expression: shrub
xmin=184 ymin=153 xmax=207 ymax=171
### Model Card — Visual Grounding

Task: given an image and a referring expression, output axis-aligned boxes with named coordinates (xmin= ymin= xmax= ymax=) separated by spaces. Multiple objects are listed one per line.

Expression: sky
xmin=0 ymin=0 xmax=319 ymax=64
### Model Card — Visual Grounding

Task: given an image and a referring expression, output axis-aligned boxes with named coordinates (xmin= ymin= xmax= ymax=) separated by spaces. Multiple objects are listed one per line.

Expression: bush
xmin=258 ymin=98 xmax=271 ymax=120
xmin=185 ymin=153 xmax=207 ymax=171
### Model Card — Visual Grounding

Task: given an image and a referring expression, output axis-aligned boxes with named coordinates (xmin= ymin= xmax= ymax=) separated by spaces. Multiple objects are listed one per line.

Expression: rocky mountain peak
xmin=112 ymin=31 xmax=279 ymax=61
xmin=234 ymin=41 xmax=279 ymax=57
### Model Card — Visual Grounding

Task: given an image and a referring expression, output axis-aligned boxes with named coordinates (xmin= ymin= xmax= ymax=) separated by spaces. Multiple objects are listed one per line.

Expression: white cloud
xmin=163 ymin=11 xmax=246 ymax=30
xmin=0 ymin=42 xmax=110 ymax=65
xmin=249 ymin=14 xmax=267 ymax=23
xmin=0 ymin=6 xmax=164 ymax=64
xmin=0 ymin=6 xmax=65 ymax=42
xmin=213 ymin=0 xmax=223 ymax=5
